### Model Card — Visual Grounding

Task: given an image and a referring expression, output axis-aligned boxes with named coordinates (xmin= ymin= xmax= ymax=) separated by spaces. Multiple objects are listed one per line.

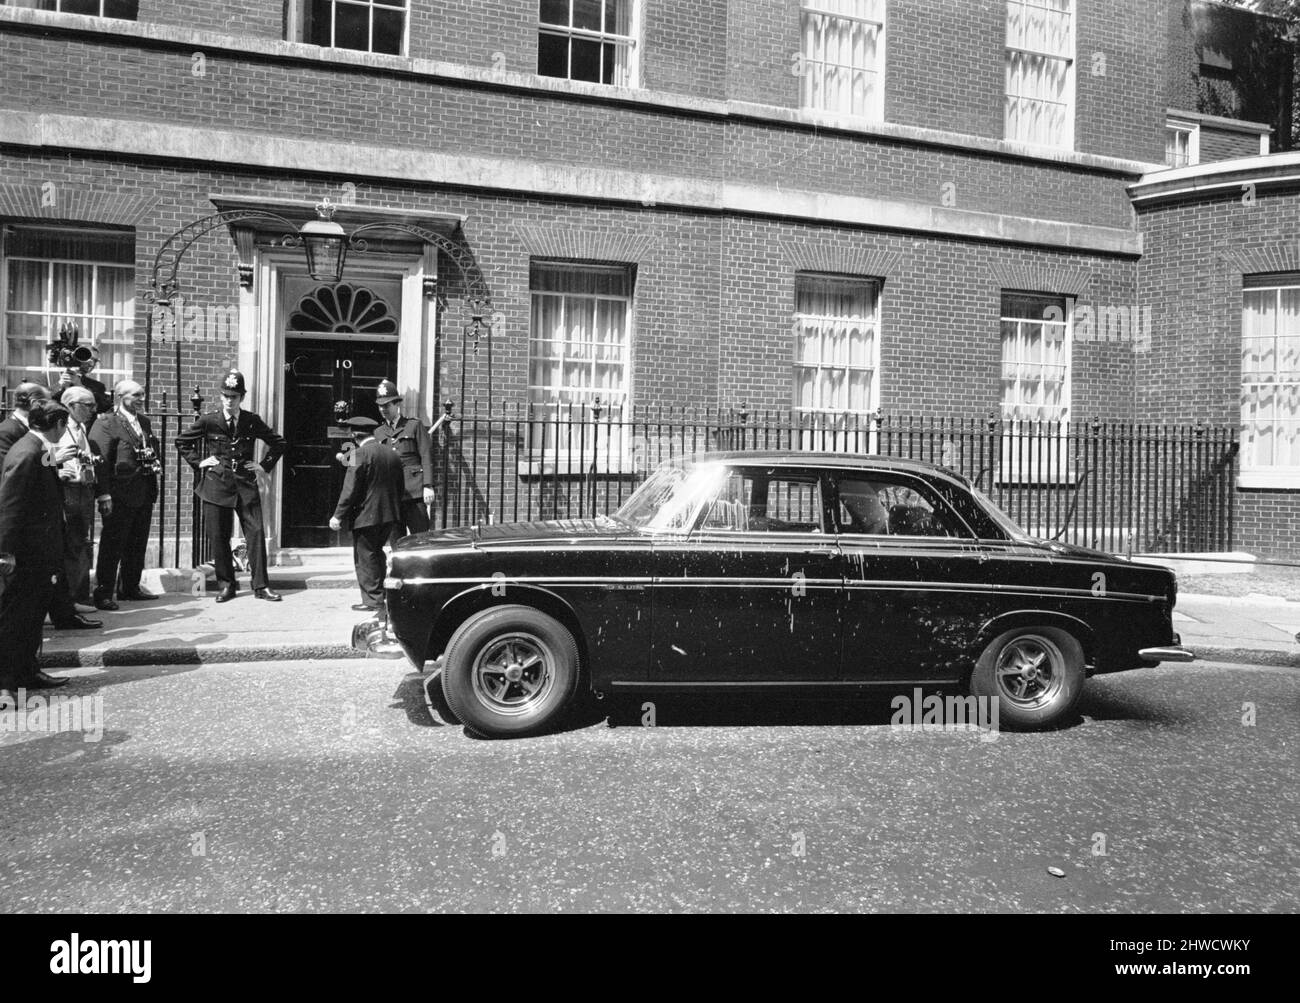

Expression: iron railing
xmin=429 ymin=404 xmax=1240 ymax=555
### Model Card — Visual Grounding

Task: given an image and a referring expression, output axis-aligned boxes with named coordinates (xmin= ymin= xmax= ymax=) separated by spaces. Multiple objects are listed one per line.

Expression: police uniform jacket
xmin=0 ymin=433 xmax=65 ymax=569
xmin=176 ymin=409 xmax=286 ymax=508
xmin=90 ymin=410 xmax=160 ymax=508
xmin=333 ymin=438 xmax=405 ymax=530
xmin=374 ymin=416 xmax=434 ymax=501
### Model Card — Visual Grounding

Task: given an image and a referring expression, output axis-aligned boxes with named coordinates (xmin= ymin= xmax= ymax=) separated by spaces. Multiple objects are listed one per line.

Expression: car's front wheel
xmin=969 ymin=626 xmax=1085 ymax=731
xmin=441 ymin=605 xmax=580 ymax=738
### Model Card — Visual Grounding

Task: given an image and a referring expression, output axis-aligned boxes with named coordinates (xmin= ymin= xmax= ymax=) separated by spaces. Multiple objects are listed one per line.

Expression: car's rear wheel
xmin=970 ymin=626 xmax=1085 ymax=731
xmin=441 ymin=605 xmax=579 ymax=738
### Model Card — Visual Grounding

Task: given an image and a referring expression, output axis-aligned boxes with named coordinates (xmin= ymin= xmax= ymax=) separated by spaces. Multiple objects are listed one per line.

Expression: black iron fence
xmin=431 ymin=404 xmax=1240 ymax=555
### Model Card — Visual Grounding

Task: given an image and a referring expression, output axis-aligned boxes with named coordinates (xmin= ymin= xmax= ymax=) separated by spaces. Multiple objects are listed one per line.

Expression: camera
xmin=46 ymin=321 xmax=99 ymax=373
xmin=134 ymin=446 xmax=162 ymax=476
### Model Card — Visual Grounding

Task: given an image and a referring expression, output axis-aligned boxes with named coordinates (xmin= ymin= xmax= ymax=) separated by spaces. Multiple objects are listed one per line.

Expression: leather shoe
xmin=31 ymin=671 xmax=70 ymax=689
xmin=254 ymin=588 xmax=282 ymax=602
xmin=215 ymin=586 xmax=237 ymax=603
xmin=118 ymin=587 xmax=159 ymax=601
xmin=93 ymin=595 xmax=120 ymax=612
xmin=352 ymin=603 xmax=379 ymax=612
xmin=52 ymin=615 xmax=103 ymax=630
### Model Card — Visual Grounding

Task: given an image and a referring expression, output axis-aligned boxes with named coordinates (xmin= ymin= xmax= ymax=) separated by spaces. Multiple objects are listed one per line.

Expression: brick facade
xmin=1 ymin=1 xmax=1296 ymax=556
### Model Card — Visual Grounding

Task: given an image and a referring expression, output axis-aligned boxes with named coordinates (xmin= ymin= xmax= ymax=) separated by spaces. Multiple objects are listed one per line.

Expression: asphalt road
xmin=1 ymin=658 xmax=1296 ymax=913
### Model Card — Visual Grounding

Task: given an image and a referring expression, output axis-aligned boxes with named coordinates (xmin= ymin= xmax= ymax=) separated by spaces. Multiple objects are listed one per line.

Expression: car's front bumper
xmin=350 ymin=616 xmax=407 ymax=659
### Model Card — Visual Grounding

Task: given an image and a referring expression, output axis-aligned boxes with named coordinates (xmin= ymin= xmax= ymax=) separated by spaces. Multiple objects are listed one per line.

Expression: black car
xmin=356 ymin=452 xmax=1192 ymax=737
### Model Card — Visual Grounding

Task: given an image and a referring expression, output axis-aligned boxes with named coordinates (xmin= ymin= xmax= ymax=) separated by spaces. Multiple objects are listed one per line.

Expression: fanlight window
xmin=288 ymin=283 xmax=398 ymax=336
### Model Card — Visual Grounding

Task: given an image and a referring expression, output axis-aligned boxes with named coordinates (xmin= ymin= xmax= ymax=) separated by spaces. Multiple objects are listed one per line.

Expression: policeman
xmin=372 ymin=379 xmax=434 ymax=543
xmin=176 ymin=370 xmax=286 ymax=603
xmin=329 ymin=416 xmax=405 ymax=613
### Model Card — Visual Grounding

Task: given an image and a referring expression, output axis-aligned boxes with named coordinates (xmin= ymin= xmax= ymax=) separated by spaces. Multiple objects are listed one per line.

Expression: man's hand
xmin=242 ymin=460 xmax=259 ymax=473
xmin=52 ymin=443 xmax=78 ymax=465
xmin=423 ymin=487 xmax=435 ymax=506
xmin=58 ymin=370 xmax=74 ymax=389
xmin=97 ymin=498 xmax=113 ymax=518
xmin=199 ymin=456 xmax=220 ymax=469
xmin=329 ymin=516 xmax=342 ymax=532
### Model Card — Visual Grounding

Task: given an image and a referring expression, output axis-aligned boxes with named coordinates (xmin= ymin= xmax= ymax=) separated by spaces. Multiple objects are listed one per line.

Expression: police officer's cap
xmin=220 ymin=370 xmax=248 ymax=397
xmin=375 ymin=379 xmax=402 ymax=405
xmin=343 ymin=416 xmax=379 ymax=431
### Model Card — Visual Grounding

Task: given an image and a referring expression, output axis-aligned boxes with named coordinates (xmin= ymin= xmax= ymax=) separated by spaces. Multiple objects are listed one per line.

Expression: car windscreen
xmin=613 ymin=462 xmax=724 ymax=532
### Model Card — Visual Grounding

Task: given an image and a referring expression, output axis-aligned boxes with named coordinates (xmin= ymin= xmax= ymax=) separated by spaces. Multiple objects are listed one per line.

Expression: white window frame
xmin=798 ymin=0 xmax=887 ymax=122
xmin=2 ymin=0 xmax=136 ymax=17
xmin=792 ymin=272 xmax=880 ymax=453
xmin=1004 ymin=0 xmax=1075 ymax=150
xmin=291 ymin=0 xmax=410 ymax=57
xmin=537 ymin=0 xmax=641 ymax=88
xmin=999 ymin=291 xmax=1074 ymax=484
xmin=1239 ymin=275 xmax=1300 ymax=488
xmin=0 ymin=225 xmax=136 ymax=393
xmin=1165 ymin=116 xmax=1200 ymax=169
xmin=524 ymin=260 xmax=634 ymax=475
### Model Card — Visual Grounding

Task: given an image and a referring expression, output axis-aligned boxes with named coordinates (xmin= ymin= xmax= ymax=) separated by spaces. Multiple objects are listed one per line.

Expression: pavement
xmin=32 ymin=563 xmax=1300 ymax=670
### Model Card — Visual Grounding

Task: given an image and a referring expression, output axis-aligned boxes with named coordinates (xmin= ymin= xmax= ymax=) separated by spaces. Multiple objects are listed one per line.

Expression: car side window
xmin=701 ymin=471 xmax=824 ymax=533
xmin=838 ymin=478 xmax=961 ymax=538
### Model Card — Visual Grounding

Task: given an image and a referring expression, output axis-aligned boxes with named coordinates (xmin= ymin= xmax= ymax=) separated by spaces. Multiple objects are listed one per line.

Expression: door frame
xmin=240 ymin=248 xmax=436 ymax=554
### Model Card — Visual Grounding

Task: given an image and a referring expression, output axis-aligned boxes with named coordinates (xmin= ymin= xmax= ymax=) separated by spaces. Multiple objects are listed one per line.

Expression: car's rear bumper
xmin=1137 ymin=645 xmax=1196 ymax=662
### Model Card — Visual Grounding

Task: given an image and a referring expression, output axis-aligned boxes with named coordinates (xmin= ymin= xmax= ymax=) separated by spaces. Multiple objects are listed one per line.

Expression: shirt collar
xmin=14 ymin=411 xmax=30 ymax=428
xmin=117 ymin=405 xmax=140 ymax=424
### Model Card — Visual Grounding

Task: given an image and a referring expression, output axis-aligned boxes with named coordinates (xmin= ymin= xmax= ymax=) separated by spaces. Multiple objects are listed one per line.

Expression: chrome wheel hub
xmin=994 ymin=634 xmax=1065 ymax=709
xmin=471 ymin=633 xmax=554 ymax=717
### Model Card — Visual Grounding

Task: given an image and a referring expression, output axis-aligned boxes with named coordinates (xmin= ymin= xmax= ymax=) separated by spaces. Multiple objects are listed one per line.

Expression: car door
xmin=834 ymin=472 xmax=987 ymax=684
xmin=651 ymin=465 xmax=842 ymax=683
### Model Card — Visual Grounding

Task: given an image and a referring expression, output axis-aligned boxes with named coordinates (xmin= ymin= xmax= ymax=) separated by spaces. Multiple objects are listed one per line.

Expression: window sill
xmin=517 ymin=455 xmax=641 ymax=478
xmin=1237 ymin=470 xmax=1300 ymax=490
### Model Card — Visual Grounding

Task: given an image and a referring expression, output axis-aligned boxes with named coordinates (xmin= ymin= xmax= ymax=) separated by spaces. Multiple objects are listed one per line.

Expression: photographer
xmin=89 ymin=380 xmax=161 ymax=611
xmin=48 ymin=321 xmax=112 ymax=416
xmin=55 ymin=386 xmax=104 ymax=615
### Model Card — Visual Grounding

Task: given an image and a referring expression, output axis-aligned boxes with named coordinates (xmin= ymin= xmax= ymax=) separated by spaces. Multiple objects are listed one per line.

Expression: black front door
xmin=282 ymin=338 xmax=398 ymax=548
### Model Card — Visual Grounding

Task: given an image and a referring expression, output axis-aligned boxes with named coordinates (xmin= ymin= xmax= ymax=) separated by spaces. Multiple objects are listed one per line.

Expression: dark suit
xmin=90 ymin=409 xmax=159 ymax=600
xmin=333 ymin=437 xmax=405 ymax=610
xmin=0 ymin=434 xmax=64 ymax=688
xmin=0 ymin=415 xmax=28 ymax=469
xmin=374 ymin=416 xmax=434 ymax=541
xmin=176 ymin=409 xmax=286 ymax=591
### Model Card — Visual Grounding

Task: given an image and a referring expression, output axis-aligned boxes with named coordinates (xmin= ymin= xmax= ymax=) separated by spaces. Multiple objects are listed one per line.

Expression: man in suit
xmin=329 ymin=416 xmax=405 ymax=614
xmin=0 ymin=383 xmax=99 ymax=630
xmin=0 ymin=382 xmax=51 ymax=468
xmin=0 ymin=400 xmax=73 ymax=698
xmin=90 ymin=380 xmax=161 ymax=611
xmin=373 ymin=379 xmax=434 ymax=544
xmin=54 ymin=386 xmax=105 ymax=615
xmin=176 ymin=369 xmax=286 ymax=603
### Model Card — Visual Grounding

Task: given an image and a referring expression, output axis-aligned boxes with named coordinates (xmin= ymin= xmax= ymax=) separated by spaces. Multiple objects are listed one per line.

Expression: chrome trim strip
xmin=387 ymin=575 xmax=1164 ymax=602
xmin=1137 ymin=646 xmax=1196 ymax=662
xmin=609 ymin=679 xmax=963 ymax=688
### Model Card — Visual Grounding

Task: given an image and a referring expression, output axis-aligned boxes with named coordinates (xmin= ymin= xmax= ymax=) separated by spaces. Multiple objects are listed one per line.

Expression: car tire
xmin=969 ymin=626 xmax=1085 ymax=731
xmin=441 ymin=605 xmax=580 ymax=738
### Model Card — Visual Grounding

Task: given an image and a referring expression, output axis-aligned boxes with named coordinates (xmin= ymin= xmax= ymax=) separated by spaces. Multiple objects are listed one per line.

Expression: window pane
xmin=308 ymin=0 xmax=333 ymax=45
xmin=573 ymin=0 xmax=602 ymax=31
xmin=333 ymin=2 xmax=370 ymax=51
xmin=537 ymin=31 xmax=569 ymax=78
xmin=540 ymin=0 xmax=569 ymax=26
xmin=59 ymin=0 xmax=101 ymax=14
xmin=569 ymin=36 xmax=603 ymax=82
xmin=102 ymin=0 xmax=139 ymax=18
xmin=372 ymin=7 xmax=404 ymax=54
